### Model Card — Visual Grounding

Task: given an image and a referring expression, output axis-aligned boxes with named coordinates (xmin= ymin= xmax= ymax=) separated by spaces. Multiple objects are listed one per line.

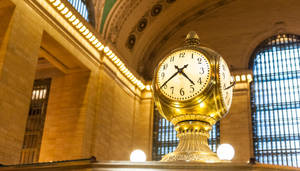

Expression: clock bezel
xmin=153 ymin=46 xmax=216 ymax=107
xmin=216 ymin=56 xmax=233 ymax=115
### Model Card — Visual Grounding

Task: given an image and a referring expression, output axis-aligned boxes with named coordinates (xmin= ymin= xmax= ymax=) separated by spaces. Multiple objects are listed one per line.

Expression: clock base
xmin=161 ymin=123 xmax=220 ymax=162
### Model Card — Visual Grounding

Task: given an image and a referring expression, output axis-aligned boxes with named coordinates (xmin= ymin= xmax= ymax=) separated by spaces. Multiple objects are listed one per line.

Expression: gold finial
xmin=184 ymin=31 xmax=200 ymax=46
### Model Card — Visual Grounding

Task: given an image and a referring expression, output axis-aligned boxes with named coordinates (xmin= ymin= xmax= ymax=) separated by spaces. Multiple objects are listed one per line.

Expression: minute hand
xmin=181 ymin=71 xmax=195 ymax=85
xmin=160 ymin=71 xmax=180 ymax=89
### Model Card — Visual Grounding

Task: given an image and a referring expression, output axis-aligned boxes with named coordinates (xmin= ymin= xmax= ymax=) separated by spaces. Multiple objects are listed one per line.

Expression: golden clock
xmin=157 ymin=49 xmax=210 ymax=101
xmin=153 ymin=31 xmax=234 ymax=162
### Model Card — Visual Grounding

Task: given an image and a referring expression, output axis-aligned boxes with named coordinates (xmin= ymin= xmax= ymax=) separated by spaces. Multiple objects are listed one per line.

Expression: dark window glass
xmin=251 ymin=34 xmax=300 ymax=167
xmin=152 ymin=106 xmax=220 ymax=160
xmin=67 ymin=0 xmax=89 ymax=21
xmin=20 ymin=78 xmax=51 ymax=164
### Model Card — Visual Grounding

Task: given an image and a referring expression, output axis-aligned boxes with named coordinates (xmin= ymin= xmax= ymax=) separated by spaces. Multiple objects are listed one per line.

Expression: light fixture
xmin=247 ymin=74 xmax=252 ymax=82
xmin=200 ymin=102 xmax=205 ymax=108
xmin=106 ymin=50 xmax=112 ymax=56
xmin=53 ymin=0 xmax=61 ymax=6
xmin=217 ymin=144 xmax=235 ymax=160
xmin=116 ymin=61 xmax=123 ymax=66
xmin=89 ymin=37 xmax=96 ymax=42
xmin=95 ymin=42 xmax=101 ymax=48
xmin=57 ymin=3 xmax=64 ymax=10
xmin=235 ymin=75 xmax=240 ymax=82
xmin=86 ymin=33 xmax=93 ymax=39
xmin=47 ymin=0 xmax=146 ymax=90
xmin=79 ymin=26 xmax=86 ymax=32
xmin=98 ymin=45 xmax=104 ymax=51
xmin=82 ymin=29 xmax=89 ymax=36
xmin=68 ymin=15 xmax=76 ymax=22
xmin=241 ymin=74 xmax=246 ymax=81
xmin=61 ymin=7 xmax=68 ymax=14
xmin=76 ymin=23 xmax=83 ymax=29
xmin=104 ymin=46 xmax=110 ymax=53
xmin=109 ymin=53 xmax=115 ymax=58
xmin=65 ymin=11 xmax=72 ymax=18
xmin=92 ymin=39 xmax=98 ymax=45
xmin=130 ymin=150 xmax=146 ymax=162
xmin=72 ymin=19 xmax=80 ymax=25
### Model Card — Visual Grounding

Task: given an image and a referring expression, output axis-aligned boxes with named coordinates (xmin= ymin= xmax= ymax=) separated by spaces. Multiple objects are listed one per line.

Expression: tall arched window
xmin=67 ymin=0 xmax=89 ymax=21
xmin=152 ymin=106 xmax=220 ymax=160
xmin=251 ymin=34 xmax=300 ymax=167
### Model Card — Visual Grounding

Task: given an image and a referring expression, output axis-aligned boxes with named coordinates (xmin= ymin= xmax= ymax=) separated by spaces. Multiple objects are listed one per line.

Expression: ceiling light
xmin=72 ymin=19 xmax=79 ymax=25
xmin=61 ymin=7 xmax=68 ymax=14
xmin=104 ymin=46 xmax=110 ymax=53
xmin=57 ymin=3 xmax=65 ymax=10
xmin=65 ymin=11 xmax=73 ymax=18
xmin=53 ymin=0 xmax=61 ymax=6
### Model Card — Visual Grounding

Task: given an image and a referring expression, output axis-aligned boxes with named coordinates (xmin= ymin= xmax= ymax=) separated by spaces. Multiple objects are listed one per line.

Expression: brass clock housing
xmin=152 ymin=31 xmax=233 ymax=162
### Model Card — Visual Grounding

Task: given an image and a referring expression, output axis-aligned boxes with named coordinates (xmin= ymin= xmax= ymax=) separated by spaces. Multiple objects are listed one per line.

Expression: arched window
xmin=152 ymin=106 xmax=220 ymax=160
xmin=67 ymin=0 xmax=89 ymax=21
xmin=251 ymin=34 xmax=300 ymax=167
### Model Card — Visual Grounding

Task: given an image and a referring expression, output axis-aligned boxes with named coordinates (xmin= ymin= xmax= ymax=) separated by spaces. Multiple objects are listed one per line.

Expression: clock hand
xmin=175 ymin=64 xmax=194 ymax=84
xmin=175 ymin=64 xmax=188 ymax=72
xmin=181 ymin=71 xmax=195 ymax=85
xmin=160 ymin=70 xmax=180 ymax=89
xmin=224 ymin=81 xmax=236 ymax=90
xmin=160 ymin=64 xmax=190 ymax=89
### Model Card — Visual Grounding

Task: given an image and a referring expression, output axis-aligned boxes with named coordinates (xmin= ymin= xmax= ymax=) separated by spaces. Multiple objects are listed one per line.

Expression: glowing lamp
xmin=235 ymin=75 xmax=240 ymax=82
xmin=217 ymin=144 xmax=235 ymax=160
xmin=130 ymin=150 xmax=146 ymax=162
xmin=241 ymin=75 xmax=246 ymax=81
xmin=145 ymin=85 xmax=151 ymax=91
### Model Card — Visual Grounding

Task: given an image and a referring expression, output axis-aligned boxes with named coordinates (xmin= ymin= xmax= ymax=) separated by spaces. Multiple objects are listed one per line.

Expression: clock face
xmin=219 ymin=57 xmax=233 ymax=111
xmin=156 ymin=49 xmax=211 ymax=101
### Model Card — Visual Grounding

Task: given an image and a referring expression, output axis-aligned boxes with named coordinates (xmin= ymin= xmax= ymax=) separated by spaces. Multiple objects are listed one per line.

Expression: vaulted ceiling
xmin=93 ymin=0 xmax=300 ymax=80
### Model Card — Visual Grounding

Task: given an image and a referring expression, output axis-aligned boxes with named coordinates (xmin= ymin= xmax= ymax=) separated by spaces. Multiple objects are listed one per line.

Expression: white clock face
xmin=219 ymin=57 xmax=233 ymax=111
xmin=156 ymin=49 xmax=210 ymax=101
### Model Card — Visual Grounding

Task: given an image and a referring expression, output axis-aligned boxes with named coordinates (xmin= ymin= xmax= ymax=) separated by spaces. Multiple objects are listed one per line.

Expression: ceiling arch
xmin=99 ymin=0 xmax=300 ymax=80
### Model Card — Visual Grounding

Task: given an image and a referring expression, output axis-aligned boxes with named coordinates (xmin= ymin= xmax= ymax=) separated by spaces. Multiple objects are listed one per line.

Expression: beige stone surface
xmin=133 ymin=97 xmax=153 ymax=160
xmin=91 ymin=67 xmax=152 ymax=161
xmin=39 ymin=70 xmax=91 ymax=162
xmin=221 ymin=82 xmax=253 ymax=163
xmin=0 ymin=0 xmax=153 ymax=164
xmin=0 ymin=161 xmax=299 ymax=171
xmin=0 ymin=0 xmax=43 ymax=164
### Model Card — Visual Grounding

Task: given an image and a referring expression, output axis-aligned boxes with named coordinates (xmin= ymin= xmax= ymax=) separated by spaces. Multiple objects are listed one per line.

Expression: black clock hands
xmin=174 ymin=64 xmax=188 ymax=72
xmin=181 ymin=70 xmax=195 ymax=85
xmin=175 ymin=65 xmax=195 ymax=85
xmin=160 ymin=65 xmax=189 ymax=89
xmin=160 ymin=70 xmax=180 ymax=89
xmin=224 ymin=81 xmax=236 ymax=90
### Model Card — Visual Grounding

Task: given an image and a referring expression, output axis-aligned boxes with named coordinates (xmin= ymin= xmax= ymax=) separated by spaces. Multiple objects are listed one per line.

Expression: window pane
xmin=20 ymin=78 xmax=51 ymax=164
xmin=67 ymin=0 xmax=89 ymax=21
xmin=251 ymin=34 xmax=300 ymax=167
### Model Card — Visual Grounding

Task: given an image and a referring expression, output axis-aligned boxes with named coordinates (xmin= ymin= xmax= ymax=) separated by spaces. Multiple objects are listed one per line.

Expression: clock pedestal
xmin=153 ymin=31 xmax=233 ymax=163
xmin=161 ymin=121 xmax=220 ymax=162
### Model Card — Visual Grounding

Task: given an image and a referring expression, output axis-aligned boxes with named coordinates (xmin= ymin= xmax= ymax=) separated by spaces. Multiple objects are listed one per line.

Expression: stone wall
xmin=0 ymin=0 xmax=42 ymax=164
xmin=0 ymin=0 xmax=152 ymax=164
xmin=221 ymin=82 xmax=253 ymax=162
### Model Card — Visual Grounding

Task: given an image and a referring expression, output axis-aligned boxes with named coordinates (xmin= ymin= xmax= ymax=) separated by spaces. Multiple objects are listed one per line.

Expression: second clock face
xmin=219 ymin=57 xmax=233 ymax=111
xmin=157 ymin=49 xmax=211 ymax=101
